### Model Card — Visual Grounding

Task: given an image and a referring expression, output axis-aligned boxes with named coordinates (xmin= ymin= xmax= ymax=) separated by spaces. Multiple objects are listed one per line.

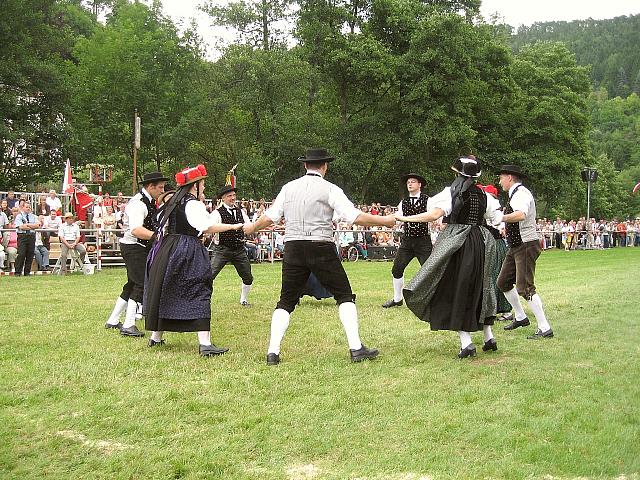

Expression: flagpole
xmin=132 ymin=109 xmax=140 ymax=195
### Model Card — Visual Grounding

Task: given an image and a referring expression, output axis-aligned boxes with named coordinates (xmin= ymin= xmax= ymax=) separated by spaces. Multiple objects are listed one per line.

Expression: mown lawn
xmin=1 ymin=248 xmax=639 ymax=480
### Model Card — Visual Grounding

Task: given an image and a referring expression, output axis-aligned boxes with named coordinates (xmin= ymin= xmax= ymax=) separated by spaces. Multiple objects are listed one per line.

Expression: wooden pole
xmin=132 ymin=109 xmax=139 ymax=195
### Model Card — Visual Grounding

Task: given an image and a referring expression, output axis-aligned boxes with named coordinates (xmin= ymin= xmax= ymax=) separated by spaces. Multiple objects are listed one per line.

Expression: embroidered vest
xmin=401 ymin=193 xmax=430 ymax=238
xmin=504 ymin=185 xmax=523 ymax=247
xmin=169 ymin=194 xmax=199 ymax=237
xmin=444 ymin=185 xmax=486 ymax=226
xmin=139 ymin=192 xmax=158 ymax=248
xmin=217 ymin=205 xmax=245 ymax=246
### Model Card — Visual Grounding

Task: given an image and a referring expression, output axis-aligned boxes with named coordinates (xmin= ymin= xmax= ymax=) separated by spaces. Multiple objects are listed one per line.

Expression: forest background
xmin=1 ymin=0 xmax=639 ymax=219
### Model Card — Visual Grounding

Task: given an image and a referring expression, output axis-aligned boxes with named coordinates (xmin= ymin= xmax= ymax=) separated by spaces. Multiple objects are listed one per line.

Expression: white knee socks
xmin=338 ymin=302 xmax=363 ymax=350
xmin=122 ymin=299 xmax=139 ymax=329
xmin=197 ymin=331 xmax=211 ymax=346
xmin=503 ymin=287 xmax=527 ymax=320
xmin=483 ymin=325 xmax=494 ymax=343
xmin=240 ymin=283 xmax=252 ymax=303
xmin=527 ymin=294 xmax=551 ymax=332
xmin=393 ymin=277 xmax=404 ymax=302
xmin=458 ymin=331 xmax=473 ymax=349
xmin=106 ymin=297 xmax=127 ymax=325
xmin=151 ymin=331 xmax=163 ymax=342
xmin=267 ymin=309 xmax=290 ymax=355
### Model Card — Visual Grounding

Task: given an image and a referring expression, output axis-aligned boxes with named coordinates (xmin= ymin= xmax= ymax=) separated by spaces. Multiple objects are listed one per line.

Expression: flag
xmin=72 ymin=188 xmax=94 ymax=221
xmin=225 ymin=163 xmax=238 ymax=188
xmin=62 ymin=158 xmax=74 ymax=193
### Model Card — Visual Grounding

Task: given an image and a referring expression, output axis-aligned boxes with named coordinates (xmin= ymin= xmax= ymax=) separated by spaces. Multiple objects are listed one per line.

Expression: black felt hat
xmin=139 ymin=171 xmax=169 ymax=185
xmin=217 ymin=185 xmax=237 ymax=198
xmin=497 ymin=164 xmax=527 ymax=178
xmin=400 ymin=173 xmax=427 ymax=187
xmin=298 ymin=148 xmax=335 ymax=163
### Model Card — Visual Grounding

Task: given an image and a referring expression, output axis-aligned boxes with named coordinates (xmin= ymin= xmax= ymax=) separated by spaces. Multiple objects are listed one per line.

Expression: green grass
xmin=1 ymin=249 xmax=639 ymax=480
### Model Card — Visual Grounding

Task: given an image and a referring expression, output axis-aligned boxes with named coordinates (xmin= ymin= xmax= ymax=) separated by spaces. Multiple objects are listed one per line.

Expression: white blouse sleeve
xmin=185 ymin=199 xmax=214 ymax=234
xmin=484 ymin=193 xmax=503 ymax=226
xmin=427 ymin=188 xmax=452 ymax=216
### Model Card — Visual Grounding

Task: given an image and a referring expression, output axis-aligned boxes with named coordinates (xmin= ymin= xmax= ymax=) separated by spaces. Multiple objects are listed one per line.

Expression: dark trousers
xmin=210 ymin=244 xmax=253 ymax=285
xmin=554 ymin=232 xmax=563 ymax=249
xmin=497 ymin=240 xmax=541 ymax=300
xmin=120 ymin=243 xmax=148 ymax=303
xmin=15 ymin=234 xmax=36 ymax=276
xmin=391 ymin=236 xmax=432 ymax=279
xmin=276 ymin=241 xmax=354 ymax=313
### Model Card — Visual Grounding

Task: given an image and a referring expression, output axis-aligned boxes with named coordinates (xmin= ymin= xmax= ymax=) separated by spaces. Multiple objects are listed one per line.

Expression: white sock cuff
xmin=392 ymin=277 xmax=404 ymax=302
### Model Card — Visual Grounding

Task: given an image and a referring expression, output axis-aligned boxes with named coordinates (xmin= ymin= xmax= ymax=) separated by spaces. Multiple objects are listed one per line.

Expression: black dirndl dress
xmin=144 ymin=194 xmax=212 ymax=332
xmin=403 ymin=185 xmax=497 ymax=332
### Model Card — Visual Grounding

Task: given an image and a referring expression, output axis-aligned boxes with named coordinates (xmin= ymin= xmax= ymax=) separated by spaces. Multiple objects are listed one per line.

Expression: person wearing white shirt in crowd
xmin=58 ymin=212 xmax=86 ymax=273
xmin=104 ymin=172 xmax=168 ymax=336
xmin=209 ymin=185 xmax=254 ymax=306
xmin=46 ymin=190 xmax=62 ymax=214
xmin=244 ymin=148 xmax=396 ymax=365
xmin=43 ymin=210 xmax=62 ymax=234
xmin=92 ymin=196 xmax=106 ymax=227
xmin=498 ymin=165 xmax=554 ymax=340
xmin=34 ymin=214 xmax=51 ymax=271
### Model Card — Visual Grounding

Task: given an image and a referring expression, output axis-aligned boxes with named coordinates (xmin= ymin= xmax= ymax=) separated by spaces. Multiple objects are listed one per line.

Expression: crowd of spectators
xmin=536 ymin=217 xmax=640 ymax=250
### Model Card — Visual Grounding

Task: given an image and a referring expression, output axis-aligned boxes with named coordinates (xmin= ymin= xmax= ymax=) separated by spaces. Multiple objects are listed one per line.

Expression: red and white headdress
xmin=175 ymin=164 xmax=208 ymax=187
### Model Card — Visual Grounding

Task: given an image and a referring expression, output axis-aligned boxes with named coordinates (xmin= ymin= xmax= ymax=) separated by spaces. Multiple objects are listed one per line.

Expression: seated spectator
xmin=1 ymin=222 xmax=18 ymax=272
xmin=34 ymin=215 xmax=51 ymax=271
xmin=0 ymin=208 xmax=8 ymax=231
xmin=1 ymin=199 xmax=10 ymax=220
xmin=101 ymin=205 xmax=117 ymax=244
xmin=58 ymin=212 xmax=86 ymax=273
xmin=5 ymin=191 xmax=17 ymax=209
xmin=258 ymin=230 xmax=272 ymax=262
xmin=102 ymin=192 xmax=113 ymax=208
xmin=92 ymin=196 xmax=106 ymax=227
xmin=43 ymin=210 xmax=62 ymax=234
xmin=46 ymin=190 xmax=62 ymax=214
xmin=274 ymin=229 xmax=285 ymax=257
xmin=36 ymin=195 xmax=51 ymax=216
xmin=245 ymin=233 xmax=259 ymax=261
xmin=114 ymin=191 xmax=126 ymax=209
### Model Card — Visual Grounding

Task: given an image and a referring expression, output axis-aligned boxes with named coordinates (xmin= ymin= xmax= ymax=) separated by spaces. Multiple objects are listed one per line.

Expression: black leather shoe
xmin=482 ymin=338 xmax=498 ymax=352
xmin=120 ymin=325 xmax=144 ymax=337
xmin=527 ymin=328 xmax=554 ymax=339
xmin=148 ymin=338 xmax=165 ymax=347
xmin=504 ymin=317 xmax=530 ymax=330
xmin=498 ymin=312 xmax=514 ymax=322
xmin=458 ymin=344 xmax=477 ymax=358
xmin=104 ymin=322 xmax=122 ymax=330
xmin=240 ymin=301 xmax=252 ymax=307
xmin=382 ymin=299 xmax=403 ymax=308
xmin=266 ymin=353 xmax=280 ymax=365
xmin=350 ymin=344 xmax=379 ymax=362
xmin=199 ymin=344 xmax=228 ymax=356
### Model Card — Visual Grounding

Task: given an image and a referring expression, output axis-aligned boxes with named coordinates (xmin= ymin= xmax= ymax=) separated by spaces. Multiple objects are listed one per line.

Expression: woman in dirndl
xmin=395 ymin=156 xmax=503 ymax=358
xmin=144 ymin=164 xmax=243 ymax=356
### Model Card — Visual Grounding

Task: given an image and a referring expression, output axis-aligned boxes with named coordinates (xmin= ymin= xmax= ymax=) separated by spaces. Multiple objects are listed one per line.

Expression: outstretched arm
xmin=396 ymin=208 xmax=444 ymax=223
xmin=244 ymin=214 xmax=274 ymax=235
xmin=353 ymin=212 xmax=396 ymax=228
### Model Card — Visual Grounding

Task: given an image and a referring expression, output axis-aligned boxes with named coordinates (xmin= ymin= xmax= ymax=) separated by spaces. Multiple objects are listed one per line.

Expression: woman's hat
xmin=139 ymin=171 xmax=169 ymax=185
xmin=400 ymin=173 xmax=426 ymax=187
xmin=478 ymin=184 xmax=499 ymax=198
xmin=175 ymin=164 xmax=208 ymax=187
xmin=217 ymin=185 xmax=237 ymax=198
xmin=451 ymin=156 xmax=482 ymax=178
xmin=497 ymin=165 xmax=526 ymax=178
xmin=298 ymin=148 xmax=335 ymax=163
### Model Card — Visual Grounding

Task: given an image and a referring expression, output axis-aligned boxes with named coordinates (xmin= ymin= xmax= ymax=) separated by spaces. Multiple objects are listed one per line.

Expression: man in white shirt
xmin=497 ymin=165 xmax=553 ymax=339
xmin=244 ymin=148 xmax=396 ymax=365
xmin=46 ymin=190 xmax=62 ymax=214
xmin=209 ymin=185 xmax=254 ymax=306
xmin=104 ymin=171 xmax=167 ymax=336
xmin=58 ymin=212 xmax=86 ymax=272
xmin=43 ymin=211 xmax=62 ymax=233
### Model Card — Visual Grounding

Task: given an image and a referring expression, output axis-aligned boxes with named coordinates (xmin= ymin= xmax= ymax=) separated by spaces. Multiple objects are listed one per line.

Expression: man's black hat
xmin=498 ymin=165 xmax=527 ymax=178
xmin=298 ymin=148 xmax=335 ymax=163
xmin=217 ymin=185 xmax=237 ymax=198
xmin=139 ymin=171 xmax=169 ymax=185
xmin=400 ymin=173 xmax=427 ymax=187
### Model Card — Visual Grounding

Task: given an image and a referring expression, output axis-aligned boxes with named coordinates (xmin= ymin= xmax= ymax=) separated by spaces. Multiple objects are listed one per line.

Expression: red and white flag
xmin=62 ymin=158 xmax=74 ymax=193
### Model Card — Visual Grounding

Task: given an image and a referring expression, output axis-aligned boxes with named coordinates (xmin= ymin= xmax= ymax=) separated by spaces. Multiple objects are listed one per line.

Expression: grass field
xmin=1 ymin=248 xmax=639 ymax=480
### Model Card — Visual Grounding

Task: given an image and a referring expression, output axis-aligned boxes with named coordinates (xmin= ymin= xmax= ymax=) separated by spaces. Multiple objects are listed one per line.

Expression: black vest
xmin=139 ymin=192 xmax=158 ymax=248
xmin=504 ymin=185 xmax=523 ymax=247
xmin=443 ymin=185 xmax=486 ymax=226
xmin=402 ymin=193 xmax=430 ymax=238
xmin=169 ymin=194 xmax=199 ymax=237
xmin=217 ymin=205 xmax=245 ymax=246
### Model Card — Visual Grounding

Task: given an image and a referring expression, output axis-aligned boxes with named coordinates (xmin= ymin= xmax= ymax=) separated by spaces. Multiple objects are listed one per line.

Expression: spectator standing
xmin=46 ymin=190 xmax=62 ymax=214
xmin=14 ymin=203 xmax=40 ymax=276
xmin=616 ymin=220 xmax=627 ymax=247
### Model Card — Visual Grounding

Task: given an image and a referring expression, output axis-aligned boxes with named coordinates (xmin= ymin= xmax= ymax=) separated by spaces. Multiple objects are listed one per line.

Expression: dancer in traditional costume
xmin=143 ymin=164 xmax=243 ymax=356
xmin=396 ymin=156 xmax=503 ymax=358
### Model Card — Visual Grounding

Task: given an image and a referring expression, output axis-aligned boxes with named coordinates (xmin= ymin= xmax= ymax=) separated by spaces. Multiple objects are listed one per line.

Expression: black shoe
xmin=458 ymin=344 xmax=477 ymax=358
xmin=350 ymin=344 xmax=379 ymax=362
xmin=382 ymin=299 xmax=403 ymax=308
xmin=504 ymin=317 xmax=530 ymax=330
xmin=120 ymin=325 xmax=144 ymax=337
xmin=482 ymin=338 xmax=498 ymax=352
xmin=266 ymin=352 xmax=280 ymax=365
xmin=148 ymin=338 xmax=165 ymax=347
xmin=199 ymin=344 xmax=228 ymax=356
xmin=240 ymin=301 xmax=252 ymax=307
xmin=498 ymin=312 xmax=514 ymax=322
xmin=104 ymin=322 xmax=123 ymax=330
xmin=527 ymin=328 xmax=554 ymax=339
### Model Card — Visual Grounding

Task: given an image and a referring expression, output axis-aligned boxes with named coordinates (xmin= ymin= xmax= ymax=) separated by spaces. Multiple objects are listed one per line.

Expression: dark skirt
xmin=493 ymin=238 xmax=512 ymax=314
xmin=403 ymin=224 xmax=497 ymax=332
xmin=144 ymin=234 xmax=212 ymax=332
